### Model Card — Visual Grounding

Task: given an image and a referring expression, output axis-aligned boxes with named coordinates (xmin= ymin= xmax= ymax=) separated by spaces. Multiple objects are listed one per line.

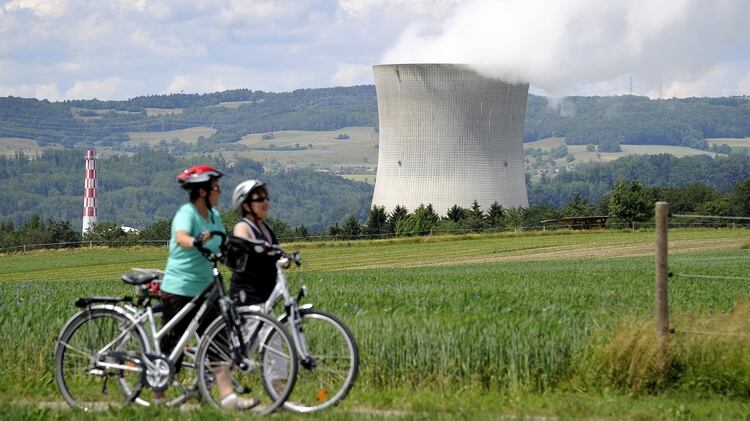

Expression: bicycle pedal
xmin=87 ymin=368 xmax=105 ymax=376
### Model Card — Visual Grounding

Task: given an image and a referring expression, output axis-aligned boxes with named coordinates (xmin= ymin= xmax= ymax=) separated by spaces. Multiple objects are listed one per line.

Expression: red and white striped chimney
xmin=82 ymin=149 xmax=98 ymax=234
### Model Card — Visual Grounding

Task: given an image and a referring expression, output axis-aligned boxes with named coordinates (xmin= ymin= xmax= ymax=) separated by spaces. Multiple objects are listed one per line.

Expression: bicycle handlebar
xmin=267 ymin=244 xmax=302 ymax=267
xmin=194 ymin=230 xmax=228 ymax=262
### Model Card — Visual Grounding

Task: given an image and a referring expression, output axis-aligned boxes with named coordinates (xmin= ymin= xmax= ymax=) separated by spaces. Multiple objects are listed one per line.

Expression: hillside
xmin=0 ymin=150 xmax=372 ymax=231
xmin=1 ymin=89 xmax=749 ymax=163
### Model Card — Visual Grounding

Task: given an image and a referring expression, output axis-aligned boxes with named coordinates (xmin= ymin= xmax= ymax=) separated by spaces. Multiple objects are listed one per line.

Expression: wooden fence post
xmin=655 ymin=201 xmax=670 ymax=384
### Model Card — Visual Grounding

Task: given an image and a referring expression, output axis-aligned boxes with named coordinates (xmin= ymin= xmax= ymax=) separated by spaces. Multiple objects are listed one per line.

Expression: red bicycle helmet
xmin=177 ymin=164 xmax=224 ymax=189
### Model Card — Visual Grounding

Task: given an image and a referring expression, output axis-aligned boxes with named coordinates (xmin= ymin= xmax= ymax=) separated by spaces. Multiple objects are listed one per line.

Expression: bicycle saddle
xmin=121 ymin=270 xmax=162 ymax=285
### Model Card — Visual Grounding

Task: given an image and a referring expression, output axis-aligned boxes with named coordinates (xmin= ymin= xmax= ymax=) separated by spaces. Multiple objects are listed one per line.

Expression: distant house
xmin=121 ymin=226 xmax=139 ymax=234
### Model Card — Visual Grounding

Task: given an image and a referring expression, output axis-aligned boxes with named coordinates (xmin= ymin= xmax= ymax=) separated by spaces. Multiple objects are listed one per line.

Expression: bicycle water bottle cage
xmin=74 ymin=296 xmax=133 ymax=308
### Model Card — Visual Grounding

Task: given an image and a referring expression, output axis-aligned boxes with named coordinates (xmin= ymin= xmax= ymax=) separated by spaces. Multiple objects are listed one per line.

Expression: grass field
xmin=125 ymin=126 xmax=217 ymax=145
xmin=144 ymin=108 xmax=184 ymax=117
xmin=524 ymin=137 xmax=718 ymax=164
xmin=0 ymin=137 xmax=50 ymax=156
xmin=708 ymin=137 xmax=750 ymax=147
xmin=2 ymin=229 xmax=750 ymax=418
xmin=340 ymin=174 xmax=376 ymax=184
xmin=224 ymin=126 xmax=379 ymax=170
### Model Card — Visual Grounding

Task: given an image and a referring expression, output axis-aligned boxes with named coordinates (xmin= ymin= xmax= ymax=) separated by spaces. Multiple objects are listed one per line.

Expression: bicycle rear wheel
xmin=196 ymin=311 xmax=298 ymax=414
xmin=283 ymin=309 xmax=359 ymax=413
xmin=54 ymin=307 xmax=147 ymax=410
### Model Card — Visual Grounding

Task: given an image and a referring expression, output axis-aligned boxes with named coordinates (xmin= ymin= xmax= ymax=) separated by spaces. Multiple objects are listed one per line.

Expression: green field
xmin=708 ymin=137 xmax=750 ymax=147
xmin=125 ymin=126 xmax=217 ymax=145
xmin=525 ymin=137 xmax=718 ymax=164
xmin=224 ymin=126 xmax=379 ymax=170
xmin=0 ymin=137 xmax=51 ymax=156
xmin=340 ymin=173 xmax=376 ymax=184
xmin=2 ymin=229 xmax=750 ymax=418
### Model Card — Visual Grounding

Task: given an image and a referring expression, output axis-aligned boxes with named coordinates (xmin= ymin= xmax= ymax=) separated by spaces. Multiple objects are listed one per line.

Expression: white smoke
xmin=378 ymin=0 xmax=750 ymax=96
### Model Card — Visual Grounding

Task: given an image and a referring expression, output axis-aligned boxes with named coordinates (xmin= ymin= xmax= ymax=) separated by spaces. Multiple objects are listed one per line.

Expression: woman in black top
xmin=229 ymin=179 xmax=279 ymax=305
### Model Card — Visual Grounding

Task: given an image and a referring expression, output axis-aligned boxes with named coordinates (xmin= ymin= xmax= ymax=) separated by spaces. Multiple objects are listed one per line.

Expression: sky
xmin=0 ymin=0 xmax=748 ymax=100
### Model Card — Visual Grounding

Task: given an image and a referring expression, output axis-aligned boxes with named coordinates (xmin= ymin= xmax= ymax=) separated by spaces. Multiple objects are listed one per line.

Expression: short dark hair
xmin=188 ymin=181 xmax=213 ymax=202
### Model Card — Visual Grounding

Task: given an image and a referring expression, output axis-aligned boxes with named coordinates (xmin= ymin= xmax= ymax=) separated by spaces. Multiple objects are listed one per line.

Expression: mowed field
xmin=227 ymin=126 xmax=379 ymax=169
xmin=524 ymin=137 xmax=719 ymax=163
xmin=2 ymin=228 xmax=750 ymax=418
xmin=125 ymin=126 xmax=217 ymax=145
xmin=0 ymin=138 xmax=52 ymax=156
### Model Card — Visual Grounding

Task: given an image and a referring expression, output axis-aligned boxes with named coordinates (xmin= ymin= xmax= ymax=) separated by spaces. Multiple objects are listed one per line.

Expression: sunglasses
xmin=250 ymin=195 xmax=270 ymax=202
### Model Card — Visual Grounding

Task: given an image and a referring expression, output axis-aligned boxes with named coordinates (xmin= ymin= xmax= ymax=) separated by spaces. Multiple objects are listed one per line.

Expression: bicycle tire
xmin=54 ymin=307 xmax=148 ymax=410
xmin=281 ymin=309 xmax=359 ymax=413
xmin=195 ymin=310 xmax=298 ymax=414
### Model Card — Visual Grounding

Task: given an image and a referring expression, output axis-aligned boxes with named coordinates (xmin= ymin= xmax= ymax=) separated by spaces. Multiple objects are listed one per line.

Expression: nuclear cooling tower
xmin=371 ymin=63 xmax=529 ymax=214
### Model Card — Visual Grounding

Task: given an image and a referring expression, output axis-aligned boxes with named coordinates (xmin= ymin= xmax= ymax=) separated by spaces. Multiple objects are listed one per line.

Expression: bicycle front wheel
xmin=196 ymin=311 xmax=298 ymax=414
xmin=54 ymin=307 xmax=147 ymax=411
xmin=283 ymin=309 xmax=359 ymax=413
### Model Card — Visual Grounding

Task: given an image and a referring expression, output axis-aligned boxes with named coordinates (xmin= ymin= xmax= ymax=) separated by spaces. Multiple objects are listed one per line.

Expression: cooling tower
xmin=372 ymin=63 xmax=529 ymax=214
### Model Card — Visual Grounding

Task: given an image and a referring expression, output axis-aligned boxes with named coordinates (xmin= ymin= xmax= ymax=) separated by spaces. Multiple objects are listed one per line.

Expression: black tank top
xmin=230 ymin=219 xmax=279 ymax=305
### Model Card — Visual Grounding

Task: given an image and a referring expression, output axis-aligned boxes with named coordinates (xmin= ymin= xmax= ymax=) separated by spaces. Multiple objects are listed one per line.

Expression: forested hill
xmin=0 ymin=149 xmax=372 ymax=231
xmin=2 ymin=148 xmax=750 ymax=230
xmin=1 ymin=88 xmax=749 ymax=150
xmin=527 ymin=153 xmax=750 ymax=207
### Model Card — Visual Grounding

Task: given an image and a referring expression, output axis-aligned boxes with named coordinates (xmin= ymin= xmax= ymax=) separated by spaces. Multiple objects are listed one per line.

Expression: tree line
xmin=4 ymin=175 xmax=749 ymax=250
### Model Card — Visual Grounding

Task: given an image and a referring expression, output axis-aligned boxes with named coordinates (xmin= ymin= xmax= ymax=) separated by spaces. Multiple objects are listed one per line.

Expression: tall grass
xmin=1 ymin=229 xmax=749 ymax=403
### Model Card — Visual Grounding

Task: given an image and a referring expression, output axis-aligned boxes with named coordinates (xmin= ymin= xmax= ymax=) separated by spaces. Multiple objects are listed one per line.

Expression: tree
xmin=729 ymin=176 xmax=750 ymax=216
xmin=82 ymin=221 xmax=126 ymax=243
xmin=446 ymin=205 xmax=467 ymax=223
xmin=47 ymin=219 xmax=81 ymax=244
xmin=293 ymin=224 xmax=309 ymax=240
xmin=139 ymin=219 xmax=172 ymax=242
xmin=386 ymin=205 xmax=409 ymax=234
xmin=487 ymin=202 xmax=506 ymax=229
xmin=598 ymin=139 xmax=622 ymax=152
xmin=340 ymin=215 xmax=361 ymax=239
xmin=562 ymin=193 xmax=594 ymax=217
xmin=363 ymin=205 xmax=388 ymax=237
xmin=396 ymin=204 xmax=436 ymax=236
xmin=327 ymin=223 xmax=341 ymax=238
xmin=608 ymin=179 xmax=653 ymax=228
xmin=466 ymin=200 xmax=488 ymax=232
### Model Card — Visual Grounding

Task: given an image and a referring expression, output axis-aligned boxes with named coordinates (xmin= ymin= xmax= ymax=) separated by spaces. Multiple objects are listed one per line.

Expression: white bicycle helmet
xmin=232 ymin=179 xmax=266 ymax=214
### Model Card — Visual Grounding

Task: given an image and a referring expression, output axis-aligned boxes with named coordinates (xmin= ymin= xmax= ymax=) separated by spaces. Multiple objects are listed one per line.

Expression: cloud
xmin=2 ymin=0 xmax=69 ymax=19
xmin=166 ymin=65 xmax=318 ymax=94
xmin=655 ymin=61 xmax=750 ymax=98
xmin=64 ymin=77 xmax=144 ymax=100
xmin=380 ymin=0 xmax=750 ymax=97
xmin=220 ymin=0 xmax=301 ymax=23
xmin=0 ymin=82 xmax=64 ymax=100
xmin=338 ymin=0 xmax=458 ymax=17
xmin=129 ymin=30 xmax=207 ymax=58
xmin=330 ymin=63 xmax=373 ymax=86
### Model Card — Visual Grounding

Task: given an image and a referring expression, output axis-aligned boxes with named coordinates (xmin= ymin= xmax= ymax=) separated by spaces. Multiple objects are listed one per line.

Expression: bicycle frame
xmin=240 ymin=257 xmax=314 ymax=363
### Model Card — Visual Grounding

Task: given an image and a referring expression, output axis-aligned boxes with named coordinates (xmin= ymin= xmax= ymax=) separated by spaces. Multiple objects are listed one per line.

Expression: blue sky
xmin=0 ymin=0 xmax=748 ymax=100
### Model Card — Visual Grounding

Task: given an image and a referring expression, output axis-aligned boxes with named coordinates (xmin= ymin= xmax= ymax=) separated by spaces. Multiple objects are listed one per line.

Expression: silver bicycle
xmin=53 ymin=231 xmax=298 ymax=413
xmin=231 ymin=241 xmax=359 ymax=413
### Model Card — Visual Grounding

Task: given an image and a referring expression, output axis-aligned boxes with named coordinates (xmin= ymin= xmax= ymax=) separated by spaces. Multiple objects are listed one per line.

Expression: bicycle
xmin=54 ymin=231 xmax=298 ymax=414
xmin=226 ymin=238 xmax=359 ymax=413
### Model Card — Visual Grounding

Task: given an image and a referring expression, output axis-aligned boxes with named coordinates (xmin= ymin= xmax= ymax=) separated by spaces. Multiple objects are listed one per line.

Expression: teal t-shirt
xmin=161 ymin=203 xmax=226 ymax=297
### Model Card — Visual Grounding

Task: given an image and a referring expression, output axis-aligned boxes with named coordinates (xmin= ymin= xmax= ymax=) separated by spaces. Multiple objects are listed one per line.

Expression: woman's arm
xmin=175 ymin=229 xmax=211 ymax=249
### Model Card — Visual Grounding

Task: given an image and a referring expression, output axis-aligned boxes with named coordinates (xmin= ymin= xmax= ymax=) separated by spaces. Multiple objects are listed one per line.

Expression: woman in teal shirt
xmin=158 ymin=164 xmax=256 ymax=410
